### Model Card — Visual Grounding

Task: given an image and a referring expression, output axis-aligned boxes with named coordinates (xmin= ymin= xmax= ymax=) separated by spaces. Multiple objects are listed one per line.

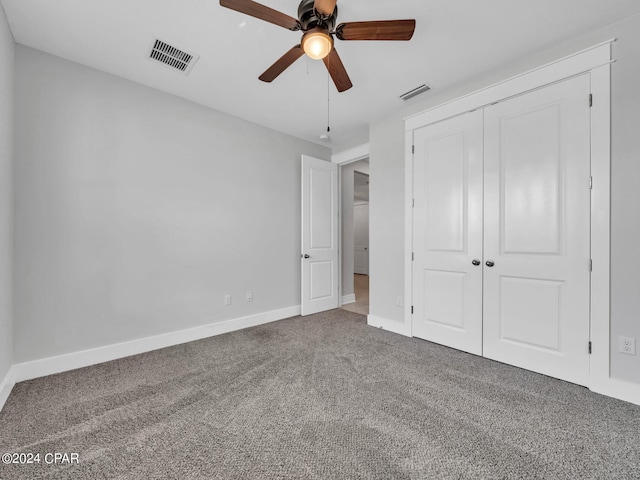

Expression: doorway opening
xmin=341 ymin=161 xmax=369 ymax=316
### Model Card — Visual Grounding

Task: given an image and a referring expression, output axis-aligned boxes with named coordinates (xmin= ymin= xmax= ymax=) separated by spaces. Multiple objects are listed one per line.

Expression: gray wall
xmin=13 ymin=46 xmax=330 ymax=363
xmin=341 ymin=160 xmax=369 ymax=299
xmin=369 ymin=13 xmax=640 ymax=384
xmin=0 ymin=3 xmax=14 ymax=382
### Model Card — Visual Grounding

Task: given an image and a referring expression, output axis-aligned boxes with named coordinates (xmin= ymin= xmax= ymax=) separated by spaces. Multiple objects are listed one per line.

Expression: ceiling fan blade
xmin=259 ymin=45 xmax=305 ymax=82
xmin=335 ymin=19 xmax=416 ymax=41
xmin=323 ymin=48 xmax=353 ymax=93
xmin=314 ymin=0 xmax=337 ymax=17
xmin=220 ymin=0 xmax=300 ymax=31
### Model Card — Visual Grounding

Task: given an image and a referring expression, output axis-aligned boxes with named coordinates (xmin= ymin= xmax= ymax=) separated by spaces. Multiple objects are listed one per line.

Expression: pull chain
xmin=327 ymin=69 xmax=331 ymax=133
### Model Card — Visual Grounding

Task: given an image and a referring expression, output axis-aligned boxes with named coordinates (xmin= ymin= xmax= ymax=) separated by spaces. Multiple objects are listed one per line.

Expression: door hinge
xmin=589 ymin=176 xmax=593 ymax=190
xmin=412 ymin=252 xmax=415 ymax=261
xmin=589 ymin=341 xmax=592 ymax=354
xmin=589 ymin=94 xmax=593 ymax=107
xmin=411 ymin=306 xmax=414 ymax=314
xmin=412 ymin=198 xmax=415 ymax=208
xmin=412 ymin=145 xmax=415 ymax=154
xmin=589 ymin=259 xmax=593 ymax=272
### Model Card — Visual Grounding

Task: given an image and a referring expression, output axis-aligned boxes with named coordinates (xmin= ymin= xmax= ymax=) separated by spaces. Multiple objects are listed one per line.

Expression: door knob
xmin=485 ymin=260 xmax=495 ymax=267
xmin=302 ymin=254 xmax=310 ymax=259
xmin=472 ymin=259 xmax=481 ymax=266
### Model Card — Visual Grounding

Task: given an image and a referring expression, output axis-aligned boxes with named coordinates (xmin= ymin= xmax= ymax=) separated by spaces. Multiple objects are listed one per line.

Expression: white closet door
xmin=482 ymin=75 xmax=591 ymax=386
xmin=412 ymin=110 xmax=484 ymax=355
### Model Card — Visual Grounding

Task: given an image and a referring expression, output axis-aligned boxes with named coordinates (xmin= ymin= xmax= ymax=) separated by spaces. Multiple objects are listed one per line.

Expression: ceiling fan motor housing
xmin=298 ymin=0 xmax=337 ymax=31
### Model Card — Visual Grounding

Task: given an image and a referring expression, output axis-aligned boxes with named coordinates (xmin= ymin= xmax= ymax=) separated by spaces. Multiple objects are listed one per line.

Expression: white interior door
xmin=482 ymin=75 xmax=591 ymax=386
xmin=412 ymin=110 xmax=484 ymax=355
xmin=301 ymin=155 xmax=339 ymax=316
xmin=354 ymin=203 xmax=369 ymax=275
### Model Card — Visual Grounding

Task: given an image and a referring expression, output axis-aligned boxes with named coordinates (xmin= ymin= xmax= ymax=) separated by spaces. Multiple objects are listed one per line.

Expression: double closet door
xmin=411 ymin=75 xmax=592 ymax=386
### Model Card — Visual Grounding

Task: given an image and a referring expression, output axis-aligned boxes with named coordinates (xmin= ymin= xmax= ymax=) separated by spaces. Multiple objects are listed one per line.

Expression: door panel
xmin=302 ymin=155 xmax=339 ymax=316
xmin=423 ymin=270 xmax=466 ymax=329
xmin=412 ymin=110 xmax=484 ymax=355
xmin=310 ymin=167 xmax=333 ymax=249
xmin=501 ymin=104 xmax=562 ymax=255
xmin=498 ymin=276 xmax=562 ymax=351
xmin=310 ymin=261 xmax=334 ymax=299
xmin=483 ymin=75 xmax=591 ymax=386
xmin=424 ymin=132 xmax=467 ymax=252
xmin=354 ymin=247 xmax=368 ymax=275
xmin=354 ymin=203 xmax=369 ymax=275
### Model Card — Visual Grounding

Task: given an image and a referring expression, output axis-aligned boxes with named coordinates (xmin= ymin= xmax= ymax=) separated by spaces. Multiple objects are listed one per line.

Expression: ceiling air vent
xmin=149 ymin=39 xmax=199 ymax=75
xmin=400 ymin=84 xmax=431 ymax=101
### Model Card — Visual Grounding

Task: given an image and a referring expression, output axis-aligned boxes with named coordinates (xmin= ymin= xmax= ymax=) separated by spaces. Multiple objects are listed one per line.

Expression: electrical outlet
xmin=224 ymin=294 xmax=232 ymax=306
xmin=396 ymin=296 xmax=403 ymax=307
xmin=619 ymin=336 xmax=636 ymax=355
xmin=246 ymin=291 xmax=253 ymax=302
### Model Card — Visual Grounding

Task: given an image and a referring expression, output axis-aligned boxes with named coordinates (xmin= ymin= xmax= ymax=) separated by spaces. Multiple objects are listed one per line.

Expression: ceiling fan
xmin=219 ymin=0 xmax=416 ymax=92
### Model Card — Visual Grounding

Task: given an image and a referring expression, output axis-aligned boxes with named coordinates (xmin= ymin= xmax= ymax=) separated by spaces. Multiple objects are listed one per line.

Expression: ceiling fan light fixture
xmin=301 ymin=28 xmax=333 ymax=60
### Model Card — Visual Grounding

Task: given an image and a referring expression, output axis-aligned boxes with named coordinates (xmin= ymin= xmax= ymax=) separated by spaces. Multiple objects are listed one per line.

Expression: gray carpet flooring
xmin=1 ymin=309 xmax=639 ymax=479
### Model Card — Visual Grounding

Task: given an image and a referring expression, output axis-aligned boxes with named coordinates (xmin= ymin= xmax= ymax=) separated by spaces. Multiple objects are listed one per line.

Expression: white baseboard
xmin=591 ymin=376 xmax=640 ymax=406
xmin=4 ymin=306 xmax=640 ymax=410
xmin=12 ymin=305 xmax=301 ymax=385
xmin=341 ymin=294 xmax=356 ymax=305
xmin=365 ymin=317 xmax=640 ymax=406
xmin=0 ymin=365 xmax=16 ymax=412
xmin=367 ymin=314 xmax=412 ymax=337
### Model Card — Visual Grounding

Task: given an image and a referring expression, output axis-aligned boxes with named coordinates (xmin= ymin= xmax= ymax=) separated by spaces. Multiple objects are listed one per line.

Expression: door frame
xmin=331 ymin=144 xmax=370 ymax=308
xmin=404 ymin=40 xmax=640 ymax=405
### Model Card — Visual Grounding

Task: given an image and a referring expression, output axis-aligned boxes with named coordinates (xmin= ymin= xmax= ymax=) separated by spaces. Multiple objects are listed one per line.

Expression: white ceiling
xmin=3 ymin=0 xmax=640 ymax=151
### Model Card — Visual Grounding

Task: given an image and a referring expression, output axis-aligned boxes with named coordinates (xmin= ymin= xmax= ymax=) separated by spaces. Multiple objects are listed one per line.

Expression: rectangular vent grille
xmin=400 ymin=84 xmax=431 ymax=101
xmin=149 ymin=39 xmax=199 ymax=74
